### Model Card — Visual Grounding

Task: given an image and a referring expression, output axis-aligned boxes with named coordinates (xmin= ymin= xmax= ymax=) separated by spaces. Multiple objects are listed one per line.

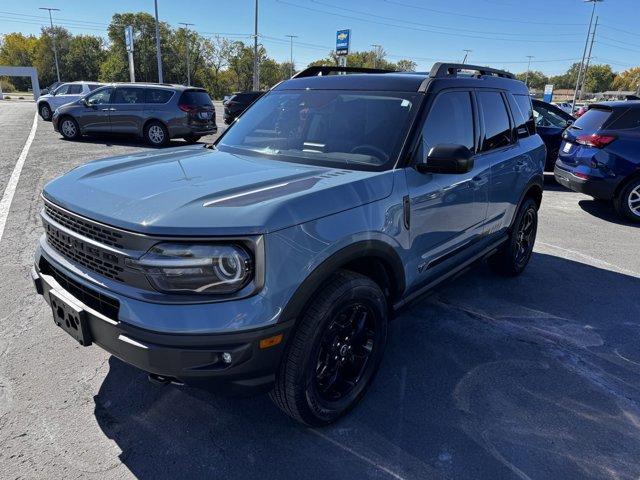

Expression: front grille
xmin=45 ymin=225 xmax=125 ymax=281
xmin=44 ymin=203 xmax=124 ymax=248
xmin=40 ymin=257 xmax=120 ymax=319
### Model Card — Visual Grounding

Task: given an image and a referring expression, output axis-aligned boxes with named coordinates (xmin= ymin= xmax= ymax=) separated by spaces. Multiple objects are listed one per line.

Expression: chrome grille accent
xmin=44 ymin=203 xmax=124 ymax=248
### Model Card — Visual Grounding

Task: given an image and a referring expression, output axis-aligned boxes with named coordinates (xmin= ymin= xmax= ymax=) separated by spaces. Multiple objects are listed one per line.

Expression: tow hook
xmin=148 ymin=373 xmax=184 ymax=386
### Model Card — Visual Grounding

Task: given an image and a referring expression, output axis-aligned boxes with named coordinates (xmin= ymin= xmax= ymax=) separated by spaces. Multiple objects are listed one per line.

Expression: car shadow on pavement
xmin=578 ymin=199 xmax=640 ymax=228
xmin=93 ymin=253 xmax=640 ymax=480
xmin=65 ymin=135 xmax=201 ymax=149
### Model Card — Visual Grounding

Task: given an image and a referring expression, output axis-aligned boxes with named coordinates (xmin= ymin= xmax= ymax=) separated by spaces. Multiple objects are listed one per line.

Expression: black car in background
xmin=532 ymin=99 xmax=575 ymax=171
xmin=223 ymin=91 xmax=265 ymax=124
xmin=52 ymin=83 xmax=217 ymax=147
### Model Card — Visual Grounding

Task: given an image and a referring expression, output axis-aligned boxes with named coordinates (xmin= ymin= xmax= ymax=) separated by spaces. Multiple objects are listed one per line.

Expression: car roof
xmin=102 ymin=83 xmax=202 ymax=91
xmin=275 ymin=63 xmax=527 ymax=94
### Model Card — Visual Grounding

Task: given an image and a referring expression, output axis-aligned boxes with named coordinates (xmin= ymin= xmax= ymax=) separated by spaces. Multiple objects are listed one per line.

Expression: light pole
xmin=462 ymin=49 xmax=472 ymax=64
xmin=285 ymin=35 xmax=297 ymax=77
xmin=572 ymin=0 xmax=602 ymax=113
xmin=525 ymin=55 xmax=534 ymax=87
xmin=154 ymin=0 xmax=163 ymax=83
xmin=580 ymin=16 xmax=598 ymax=100
xmin=179 ymin=22 xmax=194 ymax=86
xmin=39 ymin=7 xmax=60 ymax=82
xmin=253 ymin=0 xmax=259 ymax=90
xmin=371 ymin=44 xmax=382 ymax=68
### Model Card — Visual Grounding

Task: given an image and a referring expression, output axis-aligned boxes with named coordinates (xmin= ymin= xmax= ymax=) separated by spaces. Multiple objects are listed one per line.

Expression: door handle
xmin=101 ymin=108 xmax=109 ymax=111
xmin=109 ymin=108 xmax=117 ymax=111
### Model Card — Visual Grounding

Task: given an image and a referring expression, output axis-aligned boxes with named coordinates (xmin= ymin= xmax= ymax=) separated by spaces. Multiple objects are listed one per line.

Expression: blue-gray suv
xmin=32 ymin=64 xmax=545 ymax=425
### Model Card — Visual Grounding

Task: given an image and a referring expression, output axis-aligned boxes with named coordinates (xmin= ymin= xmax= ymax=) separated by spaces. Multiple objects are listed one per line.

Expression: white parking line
xmin=0 ymin=109 xmax=38 ymax=244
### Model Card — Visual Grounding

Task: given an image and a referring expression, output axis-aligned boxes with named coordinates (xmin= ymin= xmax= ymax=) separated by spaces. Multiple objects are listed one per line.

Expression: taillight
xmin=178 ymin=103 xmax=195 ymax=112
xmin=575 ymin=134 xmax=616 ymax=149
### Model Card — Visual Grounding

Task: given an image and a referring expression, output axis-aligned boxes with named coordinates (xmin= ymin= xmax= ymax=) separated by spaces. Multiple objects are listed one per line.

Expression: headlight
xmin=126 ymin=243 xmax=253 ymax=294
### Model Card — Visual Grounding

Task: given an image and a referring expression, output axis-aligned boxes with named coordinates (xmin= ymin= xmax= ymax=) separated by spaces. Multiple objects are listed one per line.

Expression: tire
xmin=144 ymin=121 xmax=169 ymax=147
xmin=614 ymin=177 xmax=640 ymax=223
xmin=39 ymin=103 xmax=52 ymax=121
xmin=489 ymin=197 xmax=538 ymax=276
xmin=184 ymin=135 xmax=201 ymax=144
xmin=270 ymin=270 xmax=388 ymax=426
xmin=59 ymin=116 xmax=80 ymax=140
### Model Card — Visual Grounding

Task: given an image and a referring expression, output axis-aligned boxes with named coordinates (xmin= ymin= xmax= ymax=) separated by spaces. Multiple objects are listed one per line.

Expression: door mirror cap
xmin=416 ymin=144 xmax=474 ymax=174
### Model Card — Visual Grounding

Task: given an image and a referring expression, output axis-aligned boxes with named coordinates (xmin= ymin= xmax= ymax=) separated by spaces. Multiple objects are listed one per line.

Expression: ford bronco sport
xmin=33 ymin=64 xmax=545 ymax=426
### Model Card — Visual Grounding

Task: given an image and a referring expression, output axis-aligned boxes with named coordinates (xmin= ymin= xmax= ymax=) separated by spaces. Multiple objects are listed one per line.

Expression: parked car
xmin=555 ymin=101 xmax=640 ymax=222
xmin=553 ymin=101 xmax=574 ymax=114
xmin=532 ymin=99 xmax=575 ymax=171
xmin=574 ymin=103 xmax=588 ymax=118
xmin=37 ymin=81 xmax=104 ymax=121
xmin=32 ymin=63 xmax=544 ymax=425
xmin=40 ymin=81 xmax=62 ymax=96
xmin=223 ymin=91 xmax=265 ymax=124
xmin=51 ymin=83 xmax=217 ymax=146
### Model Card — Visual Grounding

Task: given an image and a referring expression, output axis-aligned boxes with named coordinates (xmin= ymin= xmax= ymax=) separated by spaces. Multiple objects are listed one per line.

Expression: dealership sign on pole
xmin=543 ymin=84 xmax=554 ymax=103
xmin=124 ymin=26 xmax=135 ymax=83
xmin=336 ymin=29 xmax=350 ymax=67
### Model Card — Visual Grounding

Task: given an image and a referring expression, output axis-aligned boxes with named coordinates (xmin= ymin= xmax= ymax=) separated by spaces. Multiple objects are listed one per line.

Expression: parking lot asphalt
xmin=1 ymin=101 xmax=639 ymax=480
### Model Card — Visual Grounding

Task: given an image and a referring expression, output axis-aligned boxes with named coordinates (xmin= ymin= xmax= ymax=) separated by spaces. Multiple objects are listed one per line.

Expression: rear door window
xmin=113 ymin=88 xmax=145 ymax=104
xmin=478 ymin=91 xmax=513 ymax=151
xmin=145 ymin=88 xmax=173 ymax=104
xmin=179 ymin=90 xmax=213 ymax=107
xmin=67 ymin=84 xmax=83 ymax=94
xmin=87 ymin=84 xmax=101 ymax=91
xmin=572 ymin=108 xmax=611 ymax=132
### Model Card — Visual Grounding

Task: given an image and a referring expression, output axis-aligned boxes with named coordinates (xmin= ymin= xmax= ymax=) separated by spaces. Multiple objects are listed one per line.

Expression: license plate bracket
xmin=49 ymin=289 xmax=92 ymax=346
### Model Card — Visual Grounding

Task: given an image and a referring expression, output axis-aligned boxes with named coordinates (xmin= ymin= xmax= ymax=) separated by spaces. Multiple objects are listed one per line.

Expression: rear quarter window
xmin=508 ymin=94 xmax=535 ymax=137
xmin=179 ymin=90 xmax=213 ymax=106
xmin=572 ymin=108 xmax=611 ymax=131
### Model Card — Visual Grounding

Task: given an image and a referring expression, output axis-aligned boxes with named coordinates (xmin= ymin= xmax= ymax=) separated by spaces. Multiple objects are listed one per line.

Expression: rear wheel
xmin=184 ymin=135 xmax=201 ymax=144
xmin=614 ymin=177 xmax=640 ymax=223
xmin=59 ymin=116 xmax=80 ymax=140
xmin=39 ymin=103 xmax=52 ymax=121
xmin=489 ymin=197 xmax=538 ymax=276
xmin=270 ymin=270 xmax=388 ymax=426
xmin=144 ymin=121 xmax=169 ymax=147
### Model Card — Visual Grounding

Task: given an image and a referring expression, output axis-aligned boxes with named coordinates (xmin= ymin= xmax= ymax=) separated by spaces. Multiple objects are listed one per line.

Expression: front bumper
xmin=32 ymin=258 xmax=293 ymax=396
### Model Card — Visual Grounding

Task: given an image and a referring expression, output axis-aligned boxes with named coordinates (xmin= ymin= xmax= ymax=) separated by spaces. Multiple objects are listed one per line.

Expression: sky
xmin=0 ymin=0 xmax=639 ymax=76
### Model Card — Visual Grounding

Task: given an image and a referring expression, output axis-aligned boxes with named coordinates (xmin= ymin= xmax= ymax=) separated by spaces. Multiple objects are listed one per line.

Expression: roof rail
xmin=293 ymin=65 xmax=395 ymax=78
xmin=429 ymin=62 xmax=515 ymax=80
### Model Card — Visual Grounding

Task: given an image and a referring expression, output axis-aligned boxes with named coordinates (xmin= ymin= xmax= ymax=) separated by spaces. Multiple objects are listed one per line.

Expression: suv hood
xmin=43 ymin=147 xmax=394 ymax=235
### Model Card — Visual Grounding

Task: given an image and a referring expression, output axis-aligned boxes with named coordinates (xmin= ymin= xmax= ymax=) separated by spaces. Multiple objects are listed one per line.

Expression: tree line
xmin=1 ymin=11 xmax=638 ymax=97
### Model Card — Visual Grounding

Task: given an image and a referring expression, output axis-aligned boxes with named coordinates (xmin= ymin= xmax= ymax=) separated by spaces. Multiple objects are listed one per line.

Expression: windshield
xmin=217 ymin=90 xmax=420 ymax=171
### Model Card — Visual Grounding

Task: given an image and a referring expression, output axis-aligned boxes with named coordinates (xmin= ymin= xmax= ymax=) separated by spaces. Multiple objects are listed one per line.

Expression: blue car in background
xmin=532 ymin=99 xmax=574 ymax=171
xmin=555 ymin=101 xmax=640 ymax=222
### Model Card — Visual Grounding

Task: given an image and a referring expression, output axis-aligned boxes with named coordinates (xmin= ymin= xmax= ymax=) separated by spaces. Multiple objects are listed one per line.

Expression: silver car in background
xmin=51 ymin=83 xmax=217 ymax=146
xmin=37 ymin=81 xmax=104 ymax=121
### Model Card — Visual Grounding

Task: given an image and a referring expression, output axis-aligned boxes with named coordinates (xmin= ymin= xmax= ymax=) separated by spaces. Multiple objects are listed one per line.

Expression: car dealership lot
xmin=1 ymin=101 xmax=639 ymax=479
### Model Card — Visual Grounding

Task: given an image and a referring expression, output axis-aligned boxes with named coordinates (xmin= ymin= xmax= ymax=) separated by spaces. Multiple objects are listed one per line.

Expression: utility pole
xmin=572 ymin=0 xmax=602 ymax=113
xmin=39 ymin=7 xmax=61 ymax=82
xmin=179 ymin=22 xmax=194 ymax=86
xmin=285 ymin=35 xmax=297 ymax=77
xmin=580 ymin=16 xmax=598 ymax=100
xmin=371 ymin=44 xmax=382 ymax=68
xmin=462 ymin=49 xmax=472 ymax=64
xmin=525 ymin=55 xmax=534 ymax=87
xmin=253 ymin=0 xmax=259 ymax=90
xmin=154 ymin=0 xmax=164 ymax=83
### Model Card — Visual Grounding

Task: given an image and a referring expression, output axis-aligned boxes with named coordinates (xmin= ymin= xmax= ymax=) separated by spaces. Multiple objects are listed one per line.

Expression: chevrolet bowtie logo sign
xmin=337 ymin=33 xmax=348 ymax=41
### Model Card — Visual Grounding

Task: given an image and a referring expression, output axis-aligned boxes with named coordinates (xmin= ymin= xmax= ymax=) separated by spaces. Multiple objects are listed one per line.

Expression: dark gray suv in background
xmin=52 ymin=83 xmax=217 ymax=146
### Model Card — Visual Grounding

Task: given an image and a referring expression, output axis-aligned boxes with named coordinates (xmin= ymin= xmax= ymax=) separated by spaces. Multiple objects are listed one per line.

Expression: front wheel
xmin=270 ymin=270 xmax=388 ymax=426
xmin=614 ymin=177 xmax=640 ymax=223
xmin=59 ymin=116 xmax=80 ymax=140
xmin=489 ymin=197 xmax=538 ymax=276
xmin=39 ymin=103 xmax=52 ymax=121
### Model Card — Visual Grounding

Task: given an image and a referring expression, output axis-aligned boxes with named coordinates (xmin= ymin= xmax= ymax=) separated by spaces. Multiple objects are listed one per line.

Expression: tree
xmin=515 ymin=70 xmax=548 ymax=90
xmin=396 ymin=59 xmax=417 ymax=72
xmin=612 ymin=67 xmax=640 ymax=92
xmin=0 ymin=33 xmax=38 ymax=90
xmin=583 ymin=64 xmax=615 ymax=93
xmin=34 ymin=26 xmax=71 ymax=86
xmin=64 ymin=35 xmax=105 ymax=82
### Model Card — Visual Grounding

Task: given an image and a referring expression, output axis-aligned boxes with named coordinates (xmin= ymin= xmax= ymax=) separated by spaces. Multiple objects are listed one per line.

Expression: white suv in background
xmin=37 ymin=82 xmax=104 ymax=121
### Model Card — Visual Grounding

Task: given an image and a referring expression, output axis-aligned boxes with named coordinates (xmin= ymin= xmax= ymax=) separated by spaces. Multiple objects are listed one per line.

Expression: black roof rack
xmin=293 ymin=66 xmax=395 ymax=78
xmin=429 ymin=62 xmax=515 ymax=80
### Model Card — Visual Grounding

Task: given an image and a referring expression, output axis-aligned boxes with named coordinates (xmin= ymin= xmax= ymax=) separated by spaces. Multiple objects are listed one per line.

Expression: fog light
xmin=221 ymin=352 xmax=232 ymax=364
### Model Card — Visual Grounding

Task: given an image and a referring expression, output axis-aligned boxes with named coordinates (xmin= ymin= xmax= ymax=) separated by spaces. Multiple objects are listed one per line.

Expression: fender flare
xmin=280 ymin=239 xmax=406 ymax=323
xmin=509 ymin=173 xmax=543 ymax=230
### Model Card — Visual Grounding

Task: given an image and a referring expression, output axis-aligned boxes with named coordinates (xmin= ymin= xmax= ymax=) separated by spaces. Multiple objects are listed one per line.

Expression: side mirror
xmin=81 ymin=98 xmax=89 ymax=107
xmin=416 ymin=144 xmax=474 ymax=174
